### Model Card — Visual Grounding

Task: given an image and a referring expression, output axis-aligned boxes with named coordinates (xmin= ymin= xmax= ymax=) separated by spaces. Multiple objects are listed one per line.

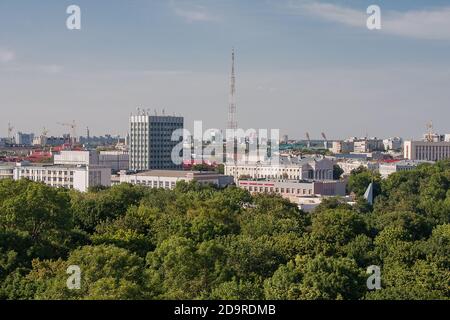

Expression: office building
xmin=129 ymin=112 xmax=184 ymax=171
xmin=116 ymin=170 xmax=234 ymax=189
xmin=237 ymin=178 xmax=346 ymax=198
xmin=404 ymin=140 xmax=450 ymax=161
xmin=225 ymin=156 xmax=334 ymax=182
xmin=99 ymin=151 xmax=129 ymax=172
xmin=12 ymin=162 xmax=111 ymax=192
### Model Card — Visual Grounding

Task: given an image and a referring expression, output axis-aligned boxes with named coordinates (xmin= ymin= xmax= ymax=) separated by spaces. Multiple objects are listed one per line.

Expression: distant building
xmin=33 ymin=135 xmax=47 ymax=146
xmin=15 ymin=132 xmax=35 ymax=146
xmin=99 ymin=151 xmax=129 ymax=172
xmin=353 ymin=138 xmax=384 ymax=153
xmin=0 ymin=163 xmax=14 ymax=180
xmin=117 ymin=170 xmax=234 ymax=189
xmin=12 ymin=162 xmax=111 ymax=192
xmin=129 ymin=112 xmax=184 ymax=171
xmin=421 ymin=133 xmax=446 ymax=143
xmin=404 ymin=140 xmax=450 ymax=161
xmin=331 ymin=140 xmax=354 ymax=154
xmin=383 ymin=137 xmax=403 ymax=151
xmin=225 ymin=156 xmax=334 ymax=182
xmin=45 ymin=136 xmax=66 ymax=146
xmin=336 ymin=160 xmax=379 ymax=176
xmin=54 ymin=150 xmax=99 ymax=166
xmin=378 ymin=160 xmax=431 ymax=178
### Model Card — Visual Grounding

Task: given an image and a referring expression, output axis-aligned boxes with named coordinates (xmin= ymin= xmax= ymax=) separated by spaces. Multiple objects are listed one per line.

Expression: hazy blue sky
xmin=1 ymin=0 xmax=450 ymax=139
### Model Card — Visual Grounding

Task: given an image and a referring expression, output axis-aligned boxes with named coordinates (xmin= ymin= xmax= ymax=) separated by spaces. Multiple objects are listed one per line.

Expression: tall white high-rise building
xmin=129 ymin=111 xmax=184 ymax=171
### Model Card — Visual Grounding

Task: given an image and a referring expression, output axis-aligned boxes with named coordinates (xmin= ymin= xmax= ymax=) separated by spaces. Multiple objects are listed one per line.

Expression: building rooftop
xmin=131 ymin=170 xmax=222 ymax=178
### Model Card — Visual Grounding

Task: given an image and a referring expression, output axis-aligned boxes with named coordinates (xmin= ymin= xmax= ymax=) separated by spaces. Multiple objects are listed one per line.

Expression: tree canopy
xmin=1 ymin=160 xmax=449 ymax=300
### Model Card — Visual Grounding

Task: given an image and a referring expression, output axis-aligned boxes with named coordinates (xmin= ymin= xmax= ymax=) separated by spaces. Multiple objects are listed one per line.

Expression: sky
xmin=0 ymin=0 xmax=450 ymax=140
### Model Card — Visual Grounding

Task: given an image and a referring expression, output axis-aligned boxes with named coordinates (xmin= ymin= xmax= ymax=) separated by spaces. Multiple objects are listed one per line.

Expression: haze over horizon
xmin=1 ymin=0 xmax=450 ymax=140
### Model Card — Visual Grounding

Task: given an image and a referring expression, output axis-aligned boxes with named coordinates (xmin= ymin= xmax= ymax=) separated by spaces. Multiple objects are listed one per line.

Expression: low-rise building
xmin=353 ymin=138 xmax=384 ymax=153
xmin=404 ymin=140 xmax=450 ymax=161
xmin=383 ymin=137 xmax=403 ymax=151
xmin=225 ymin=156 xmax=334 ymax=182
xmin=99 ymin=151 xmax=129 ymax=172
xmin=331 ymin=140 xmax=354 ymax=154
xmin=54 ymin=150 xmax=99 ymax=166
xmin=445 ymin=134 xmax=450 ymax=142
xmin=237 ymin=179 xmax=346 ymax=198
xmin=117 ymin=170 xmax=234 ymax=189
xmin=0 ymin=163 xmax=14 ymax=180
xmin=337 ymin=160 xmax=379 ymax=176
xmin=12 ymin=162 xmax=110 ymax=192
xmin=378 ymin=160 xmax=431 ymax=178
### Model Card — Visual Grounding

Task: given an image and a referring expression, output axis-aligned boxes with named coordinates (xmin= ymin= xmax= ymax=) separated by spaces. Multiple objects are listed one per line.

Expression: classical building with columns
xmin=225 ymin=156 xmax=334 ymax=182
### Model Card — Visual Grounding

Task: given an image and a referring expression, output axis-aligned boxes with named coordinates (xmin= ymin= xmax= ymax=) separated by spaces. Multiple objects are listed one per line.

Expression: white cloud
xmin=385 ymin=7 xmax=450 ymax=40
xmin=289 ymin=0 xmax=450 ymax=40
xmin=169 ymin=0 xmax=219 ymax=23
xmin=0 ymin=48 xmax=15 ymax=63
xmin=294 ymin=1 xmax=365 ymax=28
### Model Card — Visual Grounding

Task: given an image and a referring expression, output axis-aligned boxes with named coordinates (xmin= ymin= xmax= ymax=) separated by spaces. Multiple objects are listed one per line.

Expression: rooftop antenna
xmin=426 ymin=121 xmax=434 ymax=142
xmin=227 ymin=47 xmax=237 ymax=130
xmin=7 ymin=122 xmax=14 ymax=140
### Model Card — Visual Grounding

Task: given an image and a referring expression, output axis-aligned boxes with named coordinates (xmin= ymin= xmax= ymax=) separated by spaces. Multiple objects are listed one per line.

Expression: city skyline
xmin=1 ymin=0 xmax=450 ymax=139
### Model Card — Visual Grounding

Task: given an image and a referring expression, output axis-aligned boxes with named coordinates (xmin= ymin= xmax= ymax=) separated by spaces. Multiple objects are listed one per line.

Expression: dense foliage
xmin=0 ymin=161 xmax=449 ymax=300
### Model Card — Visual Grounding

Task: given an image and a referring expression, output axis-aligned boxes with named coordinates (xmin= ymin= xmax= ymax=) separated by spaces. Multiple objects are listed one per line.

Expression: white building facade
xmin=129 ymin=113 xmax=184 ymax=171
xmin=12 ymin=162 xmax=111 ymax=192
xmin=225 ymin=157 xmax=334 ymax=182
xmin=117 ymin=170 xmax=233 ymax=189
xmin=404 ymin=140 xmax=450 ymax=161
xmin=378 ymin=160 xmax=431 ymax=178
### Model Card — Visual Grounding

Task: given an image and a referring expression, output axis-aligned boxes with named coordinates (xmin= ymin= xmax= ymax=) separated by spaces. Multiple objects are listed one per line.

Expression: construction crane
xmin=321 ymin=132 xmax=328 ymax=149
xmin=42 ymin=127 xmax=49 ymax=136
xmin=58 ymin=120 xmax=77 ymax=145
xmin=305 ymin=132 xmax=311 ymax=149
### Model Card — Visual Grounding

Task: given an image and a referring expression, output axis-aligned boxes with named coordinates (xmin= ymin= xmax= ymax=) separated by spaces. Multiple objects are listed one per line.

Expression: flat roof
xmin=133 ymin=170 xmax=221 ymax=178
